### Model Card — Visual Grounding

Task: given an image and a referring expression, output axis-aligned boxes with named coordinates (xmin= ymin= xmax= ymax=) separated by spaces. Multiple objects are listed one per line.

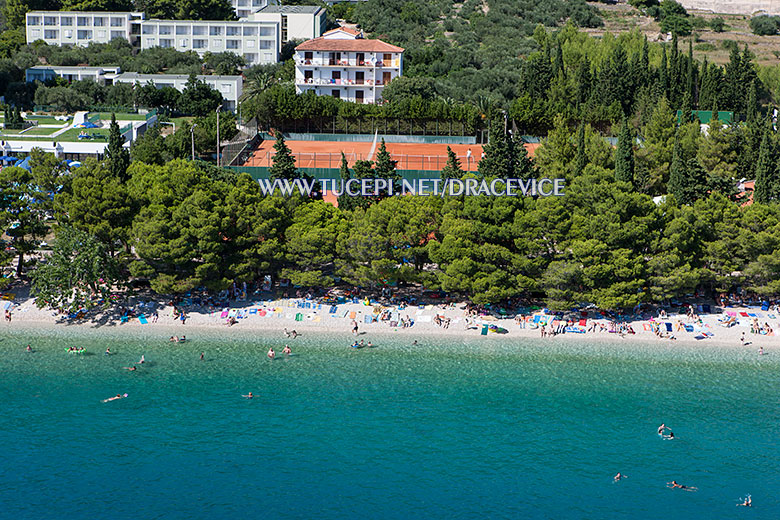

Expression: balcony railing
xmin=297 ymin=78 xmax=381 ymax=86
xmin=295 ymin=57 xmax=399 ymax=68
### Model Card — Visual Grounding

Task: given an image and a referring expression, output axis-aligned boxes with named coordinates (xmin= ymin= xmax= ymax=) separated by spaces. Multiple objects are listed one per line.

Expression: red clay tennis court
xmin=244 ymin=139 xmax=539 ymax=172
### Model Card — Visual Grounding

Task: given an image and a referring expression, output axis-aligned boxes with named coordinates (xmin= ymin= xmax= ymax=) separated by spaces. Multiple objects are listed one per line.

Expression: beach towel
xmin=727 ymin=311 xmax=737 ymax=317
xmin=643 ymin=323 xmax=653 ymax=331
xmin=533 ymin=315 xmax=541 ymax=324
xmin=748 ymin=312 xmax=758 ymax=318
xmin=564 ymin=326 xmax=586 ymax=333
xmin=684 ymin=325 xmax=694 ymax=332
xmin=138 ymin=314 xmax=148 ymax=325
xmin=578 ymin=318 xmax=587 ymax=327
xmin=665 ymin=323 xmax=673 ymax=332
xmin=481 ymin=325 xmax=488 ymax=335
xmin=228 ymin=309 xmax=238 ymax=318
xmin=695 ymin=335 xmax=706 ymax=340
xmin=314 ymin=316 xmax=321 ymax=322
xmin=761 ymin=303 xmax=770 ymax=311
xmin=220 ymin=309 xmax=229 ymax=319
xmin=329 ymin=305 xmax=337 ymax=314
xmin=740 ymin=312 xmax=749 ymax=317
xmin=349 ymin=311 xmax=356 ymax=319
xmin=249 ymin=308 xmax=258 ymax=315
xmin=295 ymin=313 xmax=303 ymax=321
xmin=120 ymin=316 xmax=128 ymax=324
xmin=2 ymin=301 xmax=12 ymax=310
xmin=364 ymin=315 xmax=372 ymax=324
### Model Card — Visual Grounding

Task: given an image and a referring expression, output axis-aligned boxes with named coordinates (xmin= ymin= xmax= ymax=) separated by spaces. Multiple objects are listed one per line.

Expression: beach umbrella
xmin=69 ymin=161 xmax=82 ymax=168
xmin=0 ymin=155 xmax=16 ymax=162
xmin=81 ymin=121 xmax=99 ymax=129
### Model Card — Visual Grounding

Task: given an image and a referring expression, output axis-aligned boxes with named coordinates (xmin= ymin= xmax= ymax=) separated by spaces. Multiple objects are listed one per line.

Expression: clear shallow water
xmin=1 ymin=329 xmax=779 ymax=519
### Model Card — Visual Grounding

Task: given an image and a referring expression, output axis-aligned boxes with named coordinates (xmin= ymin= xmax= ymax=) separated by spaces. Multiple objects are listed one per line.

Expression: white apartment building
xmin=294 ymin=33 xmax=403 ymax=104
xmin=139 ymin=19 xmax=279 ymax=66
xmin=26 ymin=11 xmax=143 ymax=47
xmin=678 ymin=0 xmax=780 ymax=15
xmin=26 ymin=65 xmax=121 ymax=85
xmin=248 ymin=5 xmax=326 ymax=45
xmin=114 ymin=72 xmax=243 ymax=112
xmin=232 ymin=0 xmax=276 ymax=19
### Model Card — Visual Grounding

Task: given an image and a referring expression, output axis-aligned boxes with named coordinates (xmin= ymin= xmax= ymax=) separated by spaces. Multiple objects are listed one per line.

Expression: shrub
xmin=750 ymin=15 xmax=780 ymax=36
xmin=710 ymin=17 xmax=726 ymax=32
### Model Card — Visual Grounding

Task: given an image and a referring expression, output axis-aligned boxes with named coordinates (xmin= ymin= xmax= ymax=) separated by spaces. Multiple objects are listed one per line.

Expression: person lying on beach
xmin=242 ymin=392 xmax=253 ymax=399
xmin=282 ymin=345 xmax=291 ymax=355
xmin=102 ymin=393 xmax=127 ymax=402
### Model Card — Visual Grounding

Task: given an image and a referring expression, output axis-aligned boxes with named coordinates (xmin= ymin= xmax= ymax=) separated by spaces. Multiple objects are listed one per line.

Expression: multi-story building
xmin=678 ymin=0 xmax=780 ymax=15
xmin=139 ymin=18 xmax=279 ymax=66
xmin=232 ymin=0 xmax=276 ymax=19
xmin=294 ymin=31 xmax=403 ymax=104
xmin=26 ymin=65 xmax=121 ymax=85
xmin=26 ymin=11 xmax=143 ymax=47
xmin=113 ymin=72 xmax=243 ymax=111
xmin=247 ymin=5 xmax=326 ymax=45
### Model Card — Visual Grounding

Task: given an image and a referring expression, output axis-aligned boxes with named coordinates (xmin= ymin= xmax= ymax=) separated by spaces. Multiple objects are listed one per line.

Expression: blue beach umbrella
xmin=0 ymin=155 xmax=16 ymax=162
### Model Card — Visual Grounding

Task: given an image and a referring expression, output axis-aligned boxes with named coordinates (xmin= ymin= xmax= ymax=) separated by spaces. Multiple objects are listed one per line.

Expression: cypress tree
xmin=614 ymin=118 xmax=635 ymax=185
xmin=640 ymin=36 xmax=649 ymax=86
xmin=575 ymin=58 xmax=591 ymax=105
xmin=753 ymin=122 xmax=776 ymax=204
xmin=710 ymin=96 xmax=719 ymax=124
xmin=668 ymin=130 xmax=685 ymax=201
xmin=269 ymin=133 xmax=299 ymax=180
xmin=374 ymin=138 xmax=400 ymax=194
xmin=512 ymin=136 xmax=536 ymax=179
xmin=686 ymin=40 xmax=696 ymax=108
xmin=553 ymin=43 xmax=564 ymax=77
xmin=441 ymin=146 xmax=464 ymax=180
xmin=659 ymin=46 xmax=669 ymax=99
xmin=105 ymin=113 xmax=130 ymax=181
xmin=575 ymin=122 xmax=587 ymax=176
xmin=746 ymin=79 xmax=758 ymax=124
xmin=337 ymin=152 xmax=355 ymax=211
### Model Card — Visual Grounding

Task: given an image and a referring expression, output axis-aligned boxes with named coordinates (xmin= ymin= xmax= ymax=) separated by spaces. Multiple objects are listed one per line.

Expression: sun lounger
xmin=665 ymin=323 xmax=673 ymax=332
xmin=329 ymin=305 xmax=337 ymax=314
xmin=295 ymin=313 xmax=303 ymax=321
xmin=138 ymin=314 xmax=148 ymax=325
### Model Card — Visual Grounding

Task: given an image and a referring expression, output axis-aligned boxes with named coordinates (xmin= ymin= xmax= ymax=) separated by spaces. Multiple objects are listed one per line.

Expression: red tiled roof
xmin=296 ymin=37 xmax=403 ymax=53
xmin=324 ymin=26 xmax=361 ymax=37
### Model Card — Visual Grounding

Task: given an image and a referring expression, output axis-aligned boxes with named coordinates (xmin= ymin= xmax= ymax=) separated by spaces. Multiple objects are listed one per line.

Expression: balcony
xmin=295 ymin=57 xmax=379 ymax=68
xmin=297 ymin=78 xmax=379 ymax=86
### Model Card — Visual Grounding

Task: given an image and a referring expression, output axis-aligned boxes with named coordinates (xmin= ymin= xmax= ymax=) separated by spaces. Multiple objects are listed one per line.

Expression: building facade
xmin=113 ymin=72 xmax=243 ymax=111
xmin=26 ymin=65 xmax=121 ymax=85
xmin=248 ymin=5 xmax=326 ymax=45
xmin=26 ymin=11 xmax=143 ymax=47
xmin=139 ymin=18 xmax=278 ymax=66
xmin=294 ymin=32 xmax=403 ymax=104
xmin=231 ymin=0 xmax=276 ymax=19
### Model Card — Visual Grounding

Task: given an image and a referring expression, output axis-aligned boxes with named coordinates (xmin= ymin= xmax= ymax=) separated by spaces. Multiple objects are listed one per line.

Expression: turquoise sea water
xmin=1 ymin=328 xmax=779 ymax=519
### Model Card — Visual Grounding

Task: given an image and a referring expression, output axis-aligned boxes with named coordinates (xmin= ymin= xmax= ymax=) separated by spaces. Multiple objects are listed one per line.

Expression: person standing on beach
xmin=351 ymin=320 xmax=359 ymax=335
xmin=740 ymin=332 xmax=746 ymax=346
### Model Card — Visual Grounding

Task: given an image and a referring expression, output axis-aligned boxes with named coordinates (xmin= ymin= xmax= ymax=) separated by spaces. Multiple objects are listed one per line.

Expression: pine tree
xmin=746 ymin=79 xmax=758 ymax=124
xmin=441 ymin=146 xmax=464 ymax=180
xmin=753 ymin=122 xmax=776 ymax=204
xmin=269 ymin=133 xmax=299 ymax=180
xmin=668 ymin=130 xmax=685 ymax=201
xmin=615 ymin=118 xmax=635 ymax=185
xmin=337 ymin=152 xmax=355 ymax=211
xmin=373 ymin=139 xmax=400 ymax=194
xmin=575 ymin=122 xmax=587 ymax=176
xmin=553 ymin=43 xmax=564 ymax=77
xmin=105 ymin=113 xmax=130 ymax=181
xmin=659 ymin=46 xmax=669 ymax=99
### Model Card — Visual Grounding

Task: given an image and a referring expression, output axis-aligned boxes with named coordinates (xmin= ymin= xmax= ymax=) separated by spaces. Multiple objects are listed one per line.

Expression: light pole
xmin=216 ymin=104 xmax=222 ymax=167
xmin=190 ymin=123 xmax=197 ymax=162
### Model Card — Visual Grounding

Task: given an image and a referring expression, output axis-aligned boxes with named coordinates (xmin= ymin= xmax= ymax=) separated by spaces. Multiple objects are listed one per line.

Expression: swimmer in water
xmin=267 ymin=347 xmax=275 ymax=360
xmin=102 ymin=393 xmax=127 ymax=402
xmin=658 ymin=423 xmax=667 ymax=435
xmin=135 ymin=355 xmax=145 ymax=364
xmin=359 ymin=340 xmax=365 ymax=348
xmin=668 ymin=480 xmax=685 ymax=489
xmin=663 ymin=431 xmax=675 ymax=440
xmin=282 ymin=345 xmax=291 ymax=355
xmin=351 ymin=341 xmax=359 ymax=348
xmin=367 ymin=342 xmax=373 ymax=348
xmin=123 ymin=366 xmax=137 ymax=371
xmin=200 ymin=352 xmax=204 ymax=360
xmin=105 ymin=347 xmax=111 ymax=355
xmin=25 ymin=345 xmax=32 ymax=352
xmin=614 ymin=473 xmax=626 ymax=481
xmin=242 ymin=392 xmax=253 ymax=399
xmin=412 ymin=340 xmax=418 ymax=346
xmin=759 ymin=346 xmax=764 ymax=355
xmin=737 ymin=495 xmax=752 ymax=507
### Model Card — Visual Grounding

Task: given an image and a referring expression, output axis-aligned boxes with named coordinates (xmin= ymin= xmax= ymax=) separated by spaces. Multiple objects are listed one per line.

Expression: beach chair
xmin=329 ymin=305 xmax=337 ymax=314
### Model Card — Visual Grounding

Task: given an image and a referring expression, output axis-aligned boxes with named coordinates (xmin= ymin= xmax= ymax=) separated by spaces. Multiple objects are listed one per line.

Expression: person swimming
xmin=351 ymin=341 xmax=359 ymax=348
xmin=663 ymin=431 xmax=675 ymax=440
xmin=668 ymin=480 xmax=686 ymax=489
xmin=136 ymin=355 xmax=145 ymax=364
xmin=25 ymin=345 xmax=32 ymax=352
xmin=102 ymin=393 xmax=127 ymax=402
xmin=737 ymin=495 xmax=752 ymax=507
xmin=267 ymin=348 xmax=275 ymax=360
xmin=242 ymin=392 xmax=253 ymax=399
xmin=123 ymin=366 xmax=137 ymax=371
xmin=759 ymin=346 xmax=764 ymax=355
xmin=105 ymin=347 xmax=111 ymax=355
xmin=200 ymin=352 xmax=204 ymax=360
xmin=658 ymin=423 xmax=667 ymax=435
xmin=359 ymin=340 xmax=365 ymax=348
xmin=367 ymin=342 xmax=373 ymax=348
xmin=282 ymin=345 xmax=291 ymax=355
xmin=614 ymin=473 xmax=626 ymax=481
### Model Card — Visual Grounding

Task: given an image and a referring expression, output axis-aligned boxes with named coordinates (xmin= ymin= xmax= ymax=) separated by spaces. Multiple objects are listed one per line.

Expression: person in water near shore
xmin=25 ymin=344 xmax=32 ymax=352
xmin=242 ymin=392 xmax=253 ymax=399
xmin=123 ymin=366 xmax=137 ymax=371
xmin=737 ymin=495 xmax=752 ymax=507
xmin=759 ymin=346 xmax=764 ymax=355
xmin=351 ymin=341 xmax=359 ymax=348
xmin=103 ymin=394 xmax=127 ymax=402
xmin=668 ymin=481 xmax=688 ymax=489
xmin=267 ymin=347 xmax=275 ymax=360
xmin=658 ymin=423 xmax=667 ymax=435
xmin=200 ymin=352 xmax=204 ymax=360
xmin=136 ymin=355 xmax=145 ymax=364
xmin=367 ymin=342 xmax=373 ymax=348
xmin=170 ymin=336 xmax=179 ymax=342
xmin=614 ymin=473 xmax=626 ymax=481
xmin=105 ymin=347 xmax=111 ymax=355
xmin=412 ymin=340 xmax=418 ymax=346
xmin=282 ymin=345 xmax=291 ymax=355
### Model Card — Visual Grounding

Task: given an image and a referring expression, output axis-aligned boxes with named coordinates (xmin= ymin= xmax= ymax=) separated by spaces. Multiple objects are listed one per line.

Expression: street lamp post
xmin=191 ymin=123 xmax=197 ymax=162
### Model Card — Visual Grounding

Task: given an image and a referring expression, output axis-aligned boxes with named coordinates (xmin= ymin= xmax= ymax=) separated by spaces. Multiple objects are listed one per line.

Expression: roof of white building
xmin=29 ymin=65 xmax=121 ymax=72
xmin=296 ymin=37 xmax=403 ymax=52
xmin=322 ymin=27 xmax=362 ymax=38
xmin=115 ymin=72 xmax=242 ymax=82
xmin=256 ymin=5 xmax=323 ymax=14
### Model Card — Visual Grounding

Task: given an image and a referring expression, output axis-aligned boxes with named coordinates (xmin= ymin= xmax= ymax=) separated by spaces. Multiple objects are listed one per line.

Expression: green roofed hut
xmin=676 ymin=110 xmax=734 ymax=125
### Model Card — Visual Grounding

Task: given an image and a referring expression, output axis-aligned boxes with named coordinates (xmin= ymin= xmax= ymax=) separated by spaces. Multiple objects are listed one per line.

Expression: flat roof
xmin=257 ymin=5 xmax=323 ymax=14
xmin=29 ymin=65 xmax=120 ymax=71
xmin=144 ymin=18 xmax=275 ymax=24
xmin=115 ymin=72 xmax=242 ymax=81
xmin=26 ymin=11 xmax=140 ymax=15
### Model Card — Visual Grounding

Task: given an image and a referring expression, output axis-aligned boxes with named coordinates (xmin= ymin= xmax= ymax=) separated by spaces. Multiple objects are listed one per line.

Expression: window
xmin=212 ymin=38 xmax=223 ymax=47
xmin=243 ymin=53 xmax=256 ymax=63
xmin=77 ymin=30 xmax=92 ymax=39
xmin=252 ymin=0 xmax=264 ymax=5
xmin=176 ymin=26 xmax=189 ymax=35
xmin=193 ymin=39 xmax=207 ymax=49
xmin=226 ymin=26 xmax=240 ymax=36
xmin=142 ymin=25 xmax=156 ymax=35
xmin=159 ymin=25 xmax=172 ymax=35
xmin=259 ymin=27 xmax=273 ymax=36
xmin=44 ymin=16 xmax=57 ymax=26
xmin=220 ymin=83 xmax=232 ymax=93
xmin=93 ymin=17 xmax=105 ymax=27
xmin=61 ymin=17 xmax=73 ymax=26
xmin=179 ymin=38 xmax=188 ymax=47
xmin=246 ymin=40 xmax=254 ymax=48
xmin=44 ymin=30 xmax=58 ymax=39
xmin=31 ymin=29 xmax=41 ymax=38
xmin=331 ymin=89 xmax=340 ymax=99
xmin=243 ymin=27 xmax=256 ymax=36
xmin=159 ymin=39 xmax=173 ymax=48
xmin=239 ymin=0 xmax=248 ymax=5
xmin=28 ymin=16 xmax=41 ymax=26
xmin=110 ymin=31 xmax=123 ymax=40
xmin=304 ymin=52 xmax=312 ymax=60
xmin=97 ymin=30 xmax=105 ymax=38
xmin=258 ymin=40 xmax=272 ymax=50
xmin=145 ymin=38 xmax=155 ymax=46
xmin=209 ymin=26 xmax=222 ymax=36
xmin=64 ymin=30 xmax=72 ymax=38
xmin=78 ymin=17 xmax=90 ymax=26
xmin=227 ymin=40 xmax=240 ymax=49
xmin=110 ymin=17 xmax=123 ymax=27
xmin=193 ymin=26 xmax=206 ymax=35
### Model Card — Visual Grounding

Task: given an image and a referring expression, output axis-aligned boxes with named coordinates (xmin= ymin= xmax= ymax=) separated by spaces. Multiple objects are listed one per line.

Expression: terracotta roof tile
xmin=296 ymin=37 xmax=403 ymax=53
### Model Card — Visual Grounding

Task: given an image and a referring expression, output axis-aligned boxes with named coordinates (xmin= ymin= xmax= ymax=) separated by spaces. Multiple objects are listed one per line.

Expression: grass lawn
xmin=27 ymin=116 xmax=70 ymax=125
xmin=91 ymin=112 xmax=146 ymax=121
xmin=57 ymin=127 xmax=110 ymax=141
xmin=21 ymin=127 xmax=62 ymax=136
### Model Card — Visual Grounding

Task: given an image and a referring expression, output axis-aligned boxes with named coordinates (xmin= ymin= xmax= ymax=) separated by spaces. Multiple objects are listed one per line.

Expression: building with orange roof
xmin=294 ymin=28 xmax=403 ymax=104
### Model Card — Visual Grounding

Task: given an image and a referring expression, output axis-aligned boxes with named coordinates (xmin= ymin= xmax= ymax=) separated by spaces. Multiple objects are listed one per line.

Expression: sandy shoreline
xmin=1 ymin=289 xmax=778 ymax=352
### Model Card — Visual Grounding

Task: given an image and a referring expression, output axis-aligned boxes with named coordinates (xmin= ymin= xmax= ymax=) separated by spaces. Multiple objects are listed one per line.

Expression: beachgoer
xmin=200 ymin=352 xmax=204 ymax=360
xmin=351 ymin=320 xmax=359 ymax=335
xmin=26 ymin=345 xmax=32 ymax=352
xmin=664 ymin=431 xmax=675 ymax=440
xmin=123 ymin=366 xmax=137 ymax=371
xmin=136 ymin=355 xmax=145 ymax=364
xmin=657 ymin=423 xmax=667 ymax=435
xmin=102 ymin=394 xmax=126 ymax=402
xmin=759 ymin=346 xmax=764 ymax=355
xmin=284 ymin=328 xmax=290 ymax=337
xmin=737 ymin=495 xmax=752 ymax=507
xmin=243 ymin=392 xmax=253 ymax=399
xmin=412 ymin=340 xmax=418 ymax=346
xmin=105 ymin=347 xmax=111 ymax=355
xmin=282 ymin=345 xmax=291 ymax=355
xmin=267 ymin=347 xmax=275 ymax=360
xmin=359 ymin=340 xmax=365 ymax=347
xmin=170 ymin=336 xmax=178 ymax=342
xmin=614 ymin=473 xmax=626 ymax=481
xmin=367 ymin=342 xmax=373 ymax=348
xmin=741 ymin=332 xmax=746 ymax=346
xmin=668 ymin=481 xmax=685 ymax=489
xmin=291 ymin=330 xmax=298 ymax=338
xmin=180 ymin=336 xmax=186 ymax=342
xmin=351 ymin=341 xmax=359 ymax=348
